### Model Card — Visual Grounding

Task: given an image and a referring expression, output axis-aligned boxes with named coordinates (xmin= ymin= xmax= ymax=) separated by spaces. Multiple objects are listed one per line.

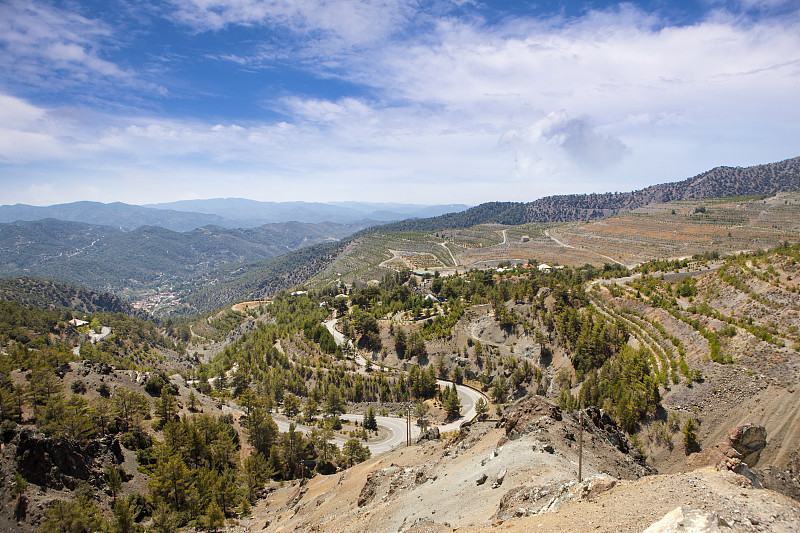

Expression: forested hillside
xmin=2 ymin=240 xmax=799 ymax=532
xmin=0 ymin=278 xmax=148 ymax=320
xmin=0 ymin=219 xmax=365 ymax=313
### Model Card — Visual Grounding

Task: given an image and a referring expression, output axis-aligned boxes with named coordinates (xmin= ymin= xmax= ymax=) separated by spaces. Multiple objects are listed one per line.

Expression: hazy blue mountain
xmin=144 ymin=199 xmax=471 ymax=225
xmin=0 ymin=199 xmax=471 ymax=230
xmin=0 ymin=201 xmax=227 ymax=231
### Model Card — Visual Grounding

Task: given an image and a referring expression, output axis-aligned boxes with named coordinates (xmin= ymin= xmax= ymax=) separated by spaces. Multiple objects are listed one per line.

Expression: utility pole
xmin=578 ymin=407 xmax=583 ymax=483
xmin=406 ymin=402 xmax=411 ymax=446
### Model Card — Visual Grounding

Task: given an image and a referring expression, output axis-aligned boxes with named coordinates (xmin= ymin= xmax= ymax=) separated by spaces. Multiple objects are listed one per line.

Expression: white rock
xmin=642 ymin=506 xmax=727 ymax=533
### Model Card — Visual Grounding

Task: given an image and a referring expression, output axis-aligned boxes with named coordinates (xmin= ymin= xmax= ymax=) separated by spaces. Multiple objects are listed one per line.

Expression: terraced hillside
xmin=311 ymin=193 xmax=800 ymax=285
xmin=588 ymin=244 xmax=800 ymax=472
xmin=362 ymin=155 xmax=800 ymax=233
xmin=549 ymin=193 xmax=800 ymax=266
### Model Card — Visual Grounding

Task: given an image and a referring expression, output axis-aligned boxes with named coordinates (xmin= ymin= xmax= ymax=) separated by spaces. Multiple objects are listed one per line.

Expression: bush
xmin=71 ymin=380 xmax=87 ymax=394
xmin=144 ymin=374 xmax=167 ymax=396
xmin=135 ymin=447 xmax=158 ymax=471
xmin=128 ymin=492 xmax=152 ymax=522
xmin=121 ymin=430 xmax=153 ymax=451
xmin=327 ymin=416 xmax=342 ymax=431
xmin=1 ymin=420 xmax=17 ymax=442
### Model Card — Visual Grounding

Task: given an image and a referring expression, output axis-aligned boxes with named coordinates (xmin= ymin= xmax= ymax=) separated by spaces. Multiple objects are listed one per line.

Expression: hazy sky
xmin=1 ymin=0 xmax=798 ymax=206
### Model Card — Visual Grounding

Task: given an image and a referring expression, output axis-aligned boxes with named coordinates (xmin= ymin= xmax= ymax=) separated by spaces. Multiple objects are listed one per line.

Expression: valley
xmin=0 ymin=157 xmax=799 ymax=532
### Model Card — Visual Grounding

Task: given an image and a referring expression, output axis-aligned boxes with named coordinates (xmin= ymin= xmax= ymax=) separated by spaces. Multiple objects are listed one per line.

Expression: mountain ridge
xmin=359 ymin=155 xmax=800 ymax=233
xmin=0 ymin=200 xmax=471 ymax=231
xmin=0 ymin=277 xmax=150 ymax=320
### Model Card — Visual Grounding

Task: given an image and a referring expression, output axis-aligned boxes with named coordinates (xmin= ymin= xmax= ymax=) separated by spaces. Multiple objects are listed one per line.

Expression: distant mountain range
xmin=0 ymin=201 xmax=226 ymax=232
xmin=0 ymin=200 xmax=471 ymax=231
xmin=144 ymin=199 xmax=472 ymax=227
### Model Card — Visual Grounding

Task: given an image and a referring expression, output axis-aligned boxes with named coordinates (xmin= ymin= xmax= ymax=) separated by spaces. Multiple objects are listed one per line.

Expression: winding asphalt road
xmin=323 ymin=318 xmax=488 ymax=449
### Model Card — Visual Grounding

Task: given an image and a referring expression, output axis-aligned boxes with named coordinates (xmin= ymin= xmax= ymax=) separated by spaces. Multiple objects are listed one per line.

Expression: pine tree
xmin=682 ymin=418 xmax=698 ymax=454
xmin=363 ymin=407 xmax=377 ymax=431
xmin=113 ymin=498 xmax=135 ymax=533
xmin=475 ymin=397 xmax=489 ymax=420
xmin=159 ymin=386 xmax=178 ymax=425
xmin=342 ymin=438 xmax=371 ymax=467
xmin=203 ymin=500 xmax=225 ymax=532
xmin=106 ymin=465 xmax=123 ymax=504
xmin=324 ymin=386 xmax=346 ymax=416
xmin=443 ymin=385 xmax=461 ymax=419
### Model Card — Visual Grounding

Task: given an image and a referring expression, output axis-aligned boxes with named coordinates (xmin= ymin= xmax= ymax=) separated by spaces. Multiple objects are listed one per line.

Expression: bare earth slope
xmin=247 ymin=396 xmax=799 ymax=533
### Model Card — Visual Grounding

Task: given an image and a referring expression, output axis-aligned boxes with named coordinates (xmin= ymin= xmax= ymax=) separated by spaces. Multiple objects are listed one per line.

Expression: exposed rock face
xmin=357 ymin=465 xmax=431 ymax=508
xmin=14 ymin=429 xmax=124 ymax=490
xmin=686 ymin=424 xmax=767 ymax=474
xmin=727 ymin=424 xmax=767 ymax=466
xmin=501 ymin=396 xmax=651 ymax=473
xmin=754 ymin=451 xmax=800 ymax=503
xmin=416 ymin=426 xmax=440 ymax=443
xmin=754 ymin=466 xmax=800 ymax=503
xmin=502 ymin=395 xmax=562 ymax=440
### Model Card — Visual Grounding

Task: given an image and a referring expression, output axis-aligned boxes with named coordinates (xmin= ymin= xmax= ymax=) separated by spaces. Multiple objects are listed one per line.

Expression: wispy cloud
xmin=170 ymin=0 xmax=421 ymax=48
xmin=0 ymin=0 xmax=128 ymax=88
xmin=1 ymin=2 xmax=799 ymax=205
xmin=500 ymin=111 xmax=629 ymax=181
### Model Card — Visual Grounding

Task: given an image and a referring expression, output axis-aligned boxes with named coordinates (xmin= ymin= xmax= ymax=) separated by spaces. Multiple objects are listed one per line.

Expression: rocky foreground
xmin=241 ymin=397 xmax=800 ymax=532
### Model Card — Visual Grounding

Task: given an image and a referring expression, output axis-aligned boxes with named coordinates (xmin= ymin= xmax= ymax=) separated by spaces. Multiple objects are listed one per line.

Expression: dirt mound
xmin=501 ymin=396 xmax=652 ymax=477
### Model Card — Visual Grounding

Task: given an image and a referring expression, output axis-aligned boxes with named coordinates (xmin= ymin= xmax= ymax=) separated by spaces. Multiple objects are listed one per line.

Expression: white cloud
xmin=500 ymin=111 xmax=629 ymax=178
xmin=171 ymin=0 xmax=419 ymax=47
xmin=0 ymin=0 xmax=132 ymax=89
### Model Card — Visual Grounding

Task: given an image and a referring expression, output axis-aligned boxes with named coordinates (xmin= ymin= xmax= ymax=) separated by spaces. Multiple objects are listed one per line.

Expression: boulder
xmin=416 ymin=426 xmax=440 ymax=443
xmin=642 ymin=506 xmax=729 ymax=533
xmin=492 ymin=468 xmax=507 ymax=489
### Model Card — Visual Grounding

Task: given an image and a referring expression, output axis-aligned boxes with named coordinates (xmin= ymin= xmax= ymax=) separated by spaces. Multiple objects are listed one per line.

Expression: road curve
xmin=324 ymin=317 xmax=489 ymax=439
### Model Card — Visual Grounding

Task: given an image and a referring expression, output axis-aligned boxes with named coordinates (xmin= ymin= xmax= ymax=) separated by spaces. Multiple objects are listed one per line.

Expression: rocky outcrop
xmin=727 ymin=425 xmax=767 ymax=466
xmin=686 ymin=424 xmax=767 ymax=479
xmin=501 ymin=395 xmax=562 ymax=440
xmin=14 ymin=429 xmax=124 ymax=490
xmin=415 ymin=427 xmax=440 ymax=443
xmin=358 ymin=465 xmax=431 ymax=508
xmin=501 ymin=396 xmax=651 ymax=474
xmin=495 ymin=475 xmax=617 ymax=520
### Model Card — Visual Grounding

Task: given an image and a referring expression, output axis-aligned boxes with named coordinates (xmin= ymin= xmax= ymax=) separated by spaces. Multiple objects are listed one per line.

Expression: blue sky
xmin=1 ymin=0 xmax=799 ymax=206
